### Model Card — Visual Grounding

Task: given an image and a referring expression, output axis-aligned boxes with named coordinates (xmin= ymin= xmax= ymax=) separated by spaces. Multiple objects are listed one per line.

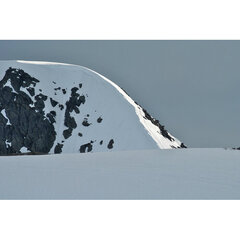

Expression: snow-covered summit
xmin=0 ymin=60 xmax=185 ymax=154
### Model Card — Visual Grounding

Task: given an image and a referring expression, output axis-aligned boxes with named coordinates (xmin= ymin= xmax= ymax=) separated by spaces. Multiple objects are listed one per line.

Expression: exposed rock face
xmin=233 ymin=147 xmax=240 ymax=150
xmin=80 ymin=142 xmax=93 ymax=153
xmin=97 ymin=117 xmax=103 ymax=123
xmin=141 ymin=107 xmax=174 ymax=142
xmin=63 ymin=87 xmax=85 ymax=140
xmin=54 ymin=143 xmax=64 ymax=154
xmin=180 ymin=143 xmax=187 ymax=148
xmin=134 ymin=102 xmax=187 ymax=148
xmin=107 ymin=139 xmax=114 ymax=149
xmin=0 ymin=68 xmax=56 ymax=154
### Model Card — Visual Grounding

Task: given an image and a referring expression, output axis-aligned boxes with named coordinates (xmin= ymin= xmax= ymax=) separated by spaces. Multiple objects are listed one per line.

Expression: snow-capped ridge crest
xmin=0 ymin=60 xmax=185 ymax=155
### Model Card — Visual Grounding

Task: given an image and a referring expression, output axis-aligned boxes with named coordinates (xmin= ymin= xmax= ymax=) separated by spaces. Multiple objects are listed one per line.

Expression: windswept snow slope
xmin=0 ymin=60 xmax=184 ymax=154
xmin=0 ymin=149 xmax=239 ymax=199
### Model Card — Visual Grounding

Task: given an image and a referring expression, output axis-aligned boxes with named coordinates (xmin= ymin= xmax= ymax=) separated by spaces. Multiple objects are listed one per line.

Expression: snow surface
xmin=0 ymin=149 xmax=239 ymax=199
xmin=0 ymin=109 xmax=11 ymax=125
xmin=20 ymin=146 xmax=29 ymax=153
xmin=4 ymin=78 xmax=18 ymax=94
xmin=0 ymin=60 xmax=182 ymax=153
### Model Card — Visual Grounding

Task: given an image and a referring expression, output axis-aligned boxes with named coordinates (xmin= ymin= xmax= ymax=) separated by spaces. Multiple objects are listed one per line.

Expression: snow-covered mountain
xmin=0 ymin=60 xmax=186 ymax=154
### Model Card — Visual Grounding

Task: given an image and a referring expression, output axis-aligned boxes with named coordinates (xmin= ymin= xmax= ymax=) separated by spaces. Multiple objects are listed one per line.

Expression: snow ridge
xmin=0 ymin=60 xmax=185 ymax=154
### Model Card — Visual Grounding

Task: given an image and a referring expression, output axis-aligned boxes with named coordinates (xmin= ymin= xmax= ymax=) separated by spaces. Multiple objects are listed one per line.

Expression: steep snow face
xmin=0 ymin=60 xmax=184 ymax=154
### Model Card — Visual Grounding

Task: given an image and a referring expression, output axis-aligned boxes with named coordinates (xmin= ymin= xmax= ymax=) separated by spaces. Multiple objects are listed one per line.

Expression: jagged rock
xmin=0 ymin=67 xmax=56 ymax=155
xmin=50 ymin=98 xmax=58 ymax=107
xmin=34 ymin=98 xmax=45 ymax=112
xmin=26 ymin=87 xmax=35 ymax=96
xmin=54 ymin=143 xmax=64 ymax=154
xmin=63 ymin=128 xmax=72 ymax=139
xmin=35 ymin=93 xmax=48 ymax=101
xmin=97 ymin=117 xmax=103 ymax=123
xmin=0 ymin=68 xmax=39 ymax=92
xmin=59 ymin=104 xmax=64 ymax=110
xmin=82 ymin=118 xmax=91 ymax=127
xmin=141 ymin=108 xmax=174 ymax=142
xmin=107 ymin=139 xmax=114 ymax=149
xmin=47 ymin=112 xmax=56 ymax=124
xmin=80 ymin=142 xmax=92 ymax=153
xmin=180 ymin=143 xmax=187 ymax=148
xmin=50 ymin=111 xmax=56 ymax=117
xmin=233 ymin=147 xmax=240 ymax=150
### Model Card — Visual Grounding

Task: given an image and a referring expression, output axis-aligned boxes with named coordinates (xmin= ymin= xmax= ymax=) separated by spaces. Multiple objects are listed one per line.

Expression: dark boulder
xmin=107 ymin=139 xmax=114 ymax=149
xmin=63 ymin=128 xmax=73 ymax=139
xmin=50 ymin=98 xmax=58 ymax=107
xmin=80 ymin=142 xmax=93 ymax=153
xmin=54 ymin=143 xmax=64 ymax=154
xmin=97 ymin=117 xmax=103 ymax=123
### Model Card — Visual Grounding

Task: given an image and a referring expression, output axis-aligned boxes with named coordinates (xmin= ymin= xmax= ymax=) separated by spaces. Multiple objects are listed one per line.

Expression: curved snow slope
xmin=0 ymin=60 xmax=182 ymax=153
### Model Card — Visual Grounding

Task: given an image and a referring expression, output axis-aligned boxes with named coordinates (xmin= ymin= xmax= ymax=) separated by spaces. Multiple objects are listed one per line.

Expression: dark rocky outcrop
xmin=62 ymin=87 xmax=86 ymax=139
xmin=46 ymin=112 xmax=56 ymax=124
xmin=233 ymin=147 xmax=240 ymax=150
xmin=107 ymin=139 xmax=114 ymax=149
xmin=0 ymin=67 xmax=39 ymax=91
xmin=26 ymin=87 xmax=35 ymax=96
xmin=54 ymin=143 xmax=64 ymax=154
xmin=50 ymin=110 xmax=56 ymax=117
xmin=50 ymin=98 xmax=58 ymax=107
xmin=80 ymin=142 xmax=93 ymax=153
xmin=180 ymin=143 xmax=187 ymax=148
xmin=0 ymin=68 xmax=56 ymax=155
xmin=64 ymin=112 xmax=77 ymax=129
xmin=82 ymin=118 xmax=91 ymax=127
xmin=134 ymin=103 xmax=186 ymax=148
xmin=63 ymin=128 xmax=73 ymax=139
xmin=141 ymin=108 xmax=174 ymax=142
xmin=97 ymin=117 xmax=103 ymax=123
xmin=59 ymin=104 xmax=64 ymax=110
xmin=34 ymin=94 xmax=48 ymax=113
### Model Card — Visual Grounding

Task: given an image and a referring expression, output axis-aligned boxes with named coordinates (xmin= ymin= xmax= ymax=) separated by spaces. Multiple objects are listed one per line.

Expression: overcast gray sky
xmin=0 ymin=40 xmax=239 ymax=148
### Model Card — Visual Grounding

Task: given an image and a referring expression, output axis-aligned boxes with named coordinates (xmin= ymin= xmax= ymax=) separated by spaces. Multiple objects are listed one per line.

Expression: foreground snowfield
xmin=0 ymin=148 xmax=239 ymax=199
